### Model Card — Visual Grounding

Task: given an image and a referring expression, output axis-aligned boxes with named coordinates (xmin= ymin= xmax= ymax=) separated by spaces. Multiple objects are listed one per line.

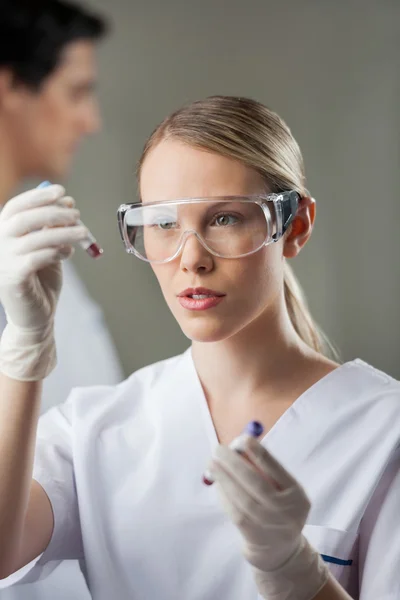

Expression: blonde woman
xmin=0 ymin=96 xmax=399 ymax=600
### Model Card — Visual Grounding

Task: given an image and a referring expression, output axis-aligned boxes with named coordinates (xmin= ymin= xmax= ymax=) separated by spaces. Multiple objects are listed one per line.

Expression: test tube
xmin=202 ymin=420 xmax=264 ymax=486
xmin=37 ymin=181 xmax=103 ymax=258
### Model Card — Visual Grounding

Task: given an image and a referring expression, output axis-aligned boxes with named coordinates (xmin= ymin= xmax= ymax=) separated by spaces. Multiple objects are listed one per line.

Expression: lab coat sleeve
xmin=358 ymin=446 xmax=400 ymax=600
xmin=0 ymin=397 xmax=83 ymax=588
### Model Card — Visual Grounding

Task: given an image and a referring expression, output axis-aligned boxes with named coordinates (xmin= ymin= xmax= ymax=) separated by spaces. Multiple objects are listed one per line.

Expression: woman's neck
xmin=191 ymin=295 xmax=337 ymax=435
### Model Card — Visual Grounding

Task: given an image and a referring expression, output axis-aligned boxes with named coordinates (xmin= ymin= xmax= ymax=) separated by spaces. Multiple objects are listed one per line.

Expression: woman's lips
xmin=177 ymin=288 xmax=226 ymax=311
xmin=178 ymin=295 xmax=225 ymax=311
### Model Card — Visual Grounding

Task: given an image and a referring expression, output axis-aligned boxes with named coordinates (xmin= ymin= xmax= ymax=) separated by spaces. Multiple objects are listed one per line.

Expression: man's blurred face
xmin=0 ymin=40 xmax=101 ymax=180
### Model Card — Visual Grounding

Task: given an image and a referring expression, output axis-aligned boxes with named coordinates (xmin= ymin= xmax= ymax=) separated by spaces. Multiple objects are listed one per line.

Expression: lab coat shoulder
xmin=347 ymin=359 xmax=400 ymax=437
xmin=312 ymin=359 xmax=400 ymax=494
xmin=333 ymin=358 xmax=399 ymax=398
xmin=317 ymin=359 xmax=400 ymax=434
xmin=288 ymin=359 xmax=400 ymax=486
xmin=63 ymin=350 xmax=188 ymax=426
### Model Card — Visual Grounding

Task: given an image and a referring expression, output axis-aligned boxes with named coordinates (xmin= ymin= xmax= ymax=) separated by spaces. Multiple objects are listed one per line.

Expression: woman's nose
xmin=179 ymin=231 xmax=214 ymax=274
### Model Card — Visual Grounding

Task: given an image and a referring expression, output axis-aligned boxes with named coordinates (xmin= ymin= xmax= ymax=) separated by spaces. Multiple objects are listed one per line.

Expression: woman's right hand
xmin=0 ymin=185 xmax=89 ymax=380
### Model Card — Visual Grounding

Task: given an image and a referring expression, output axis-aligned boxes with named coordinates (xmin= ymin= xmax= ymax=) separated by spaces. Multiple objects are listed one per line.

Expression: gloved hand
xmin=210 ymin=436 xmax=329 ymax=600
xmin=0 ymin=185 xmax=88 ymax=381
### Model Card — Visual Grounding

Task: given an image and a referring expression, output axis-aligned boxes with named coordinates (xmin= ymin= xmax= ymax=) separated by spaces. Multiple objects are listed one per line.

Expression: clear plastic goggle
xmin=117 ymin=191 xmax=299 ymax=264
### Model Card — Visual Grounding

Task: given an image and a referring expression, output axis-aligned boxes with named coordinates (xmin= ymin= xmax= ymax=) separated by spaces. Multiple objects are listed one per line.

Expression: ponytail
xmin=283 ymin=261 xmax=338 ymax=360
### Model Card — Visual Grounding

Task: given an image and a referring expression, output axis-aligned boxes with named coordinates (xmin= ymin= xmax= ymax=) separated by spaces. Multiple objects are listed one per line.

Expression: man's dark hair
xmin=0 ymin=0 xmax=108 ymax=90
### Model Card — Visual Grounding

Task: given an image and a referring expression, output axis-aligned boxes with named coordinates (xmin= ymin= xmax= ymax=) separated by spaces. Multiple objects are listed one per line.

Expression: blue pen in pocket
xmin=37 ymin=181 xmax=103 ymax=258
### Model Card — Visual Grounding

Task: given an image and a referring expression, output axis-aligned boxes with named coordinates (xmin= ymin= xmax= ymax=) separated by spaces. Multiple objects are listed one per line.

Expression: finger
xmin=214 ymin=475 xmax=294 ymax=572
xmin=15 ymin=225 xmax=89 ymax=255
xmin=243 ymin=437 xmax=299 ymax=490
xmin=213 ymin=468 xmax=266 ymax=527
xmin=58 ymin=196 xmax=76 ymax=208
xmin=57 ymin=245 xmax=75 ymax=259
xmin=1 ymin=185 xmax=66 ymax=219
xmin=5 ymin=206 xmax=81 ymax=237
xmin=230 ymin=435 xmax=282 ymax=490
xmin=213 ymin=445 xmax=280 ymax=506
xmin=18 ymin=246 xmax=75 ymax=277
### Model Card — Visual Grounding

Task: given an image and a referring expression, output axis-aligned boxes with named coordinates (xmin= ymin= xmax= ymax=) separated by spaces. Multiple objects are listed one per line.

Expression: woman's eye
xmin=158 ymin=220 xmax=175 ymax=230
xmin=149 ymin=218 xmax=176 ymax=230
xmin=214 ymin=214 xmax=239 ymax=227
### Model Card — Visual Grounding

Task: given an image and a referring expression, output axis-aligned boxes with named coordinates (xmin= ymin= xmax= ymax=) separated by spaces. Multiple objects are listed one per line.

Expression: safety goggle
xmin=117 ymin=191 xmax=299 ymax=264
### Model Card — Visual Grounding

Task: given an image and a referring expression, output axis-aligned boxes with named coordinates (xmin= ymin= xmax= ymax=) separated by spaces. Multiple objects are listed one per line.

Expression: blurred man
xmin=0 ymin=1 xmax=123 ymax=598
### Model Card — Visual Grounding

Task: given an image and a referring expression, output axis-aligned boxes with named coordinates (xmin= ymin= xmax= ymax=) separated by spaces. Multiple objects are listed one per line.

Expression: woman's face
xmin=139 ymin=139 xmax=305 ymax=343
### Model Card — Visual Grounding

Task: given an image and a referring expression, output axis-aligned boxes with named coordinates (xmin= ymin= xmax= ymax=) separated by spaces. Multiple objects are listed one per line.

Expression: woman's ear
xmin=283 ymin=196 xmax=316 ymax=258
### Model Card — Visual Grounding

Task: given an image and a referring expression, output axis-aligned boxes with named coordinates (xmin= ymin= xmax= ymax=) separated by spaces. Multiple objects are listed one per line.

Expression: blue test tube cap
xmin=245 ymin=420 xmax=264 ymax=438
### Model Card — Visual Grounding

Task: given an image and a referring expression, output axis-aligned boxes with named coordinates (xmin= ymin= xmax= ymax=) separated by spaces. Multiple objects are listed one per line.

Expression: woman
xmin=0 ymin=96 xmax=399 ymax=600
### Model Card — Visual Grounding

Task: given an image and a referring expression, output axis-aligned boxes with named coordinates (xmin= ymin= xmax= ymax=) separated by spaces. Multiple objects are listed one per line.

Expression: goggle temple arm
xmin=272 ymin=191 xmax=300 ymax=241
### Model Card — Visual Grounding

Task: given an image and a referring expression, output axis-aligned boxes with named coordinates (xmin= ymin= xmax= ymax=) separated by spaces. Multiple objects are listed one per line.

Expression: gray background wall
xmin=68 ymin=0 xmax=399 ymax=378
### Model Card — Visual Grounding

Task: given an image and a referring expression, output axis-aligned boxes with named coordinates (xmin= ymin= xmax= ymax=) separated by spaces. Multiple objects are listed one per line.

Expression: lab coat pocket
xmin=303 ymin=524 xmax=358 ymax=590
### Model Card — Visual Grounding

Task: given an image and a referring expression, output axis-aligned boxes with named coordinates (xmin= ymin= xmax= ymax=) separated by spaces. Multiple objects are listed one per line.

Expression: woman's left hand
xmin=208 ymin=436 xmax=329 ymax=600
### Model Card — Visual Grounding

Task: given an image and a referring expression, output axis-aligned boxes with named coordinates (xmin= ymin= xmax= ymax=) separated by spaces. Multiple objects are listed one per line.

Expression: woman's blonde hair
xmin=137 ymin=95 xmax=335 ymax=358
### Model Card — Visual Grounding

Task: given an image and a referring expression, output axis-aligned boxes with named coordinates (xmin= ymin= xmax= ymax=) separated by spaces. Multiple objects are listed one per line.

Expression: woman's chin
xmin=179 ymin=319 xmax=234 ymax=344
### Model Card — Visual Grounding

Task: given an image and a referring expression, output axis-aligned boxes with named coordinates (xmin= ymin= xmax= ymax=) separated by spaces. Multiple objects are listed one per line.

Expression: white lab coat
xmin=0 ymin=349 xmax=399 ymax=599
xmin=0 ymin=260 xmax=123 ymax=600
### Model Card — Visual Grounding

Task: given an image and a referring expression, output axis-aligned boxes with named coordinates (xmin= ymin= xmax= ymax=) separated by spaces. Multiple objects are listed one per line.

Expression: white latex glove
xmin=0 ymin=185 xmax=88 ymax=381
xmin=210 ymin=436 xmax=329 ymax=600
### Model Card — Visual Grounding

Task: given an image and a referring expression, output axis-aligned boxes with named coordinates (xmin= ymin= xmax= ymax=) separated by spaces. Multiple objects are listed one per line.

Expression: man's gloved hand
xmin=0 ymin=185 xmax=88 ymax=381
xmin=209 ymin=436 xmax=329 ymax=600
